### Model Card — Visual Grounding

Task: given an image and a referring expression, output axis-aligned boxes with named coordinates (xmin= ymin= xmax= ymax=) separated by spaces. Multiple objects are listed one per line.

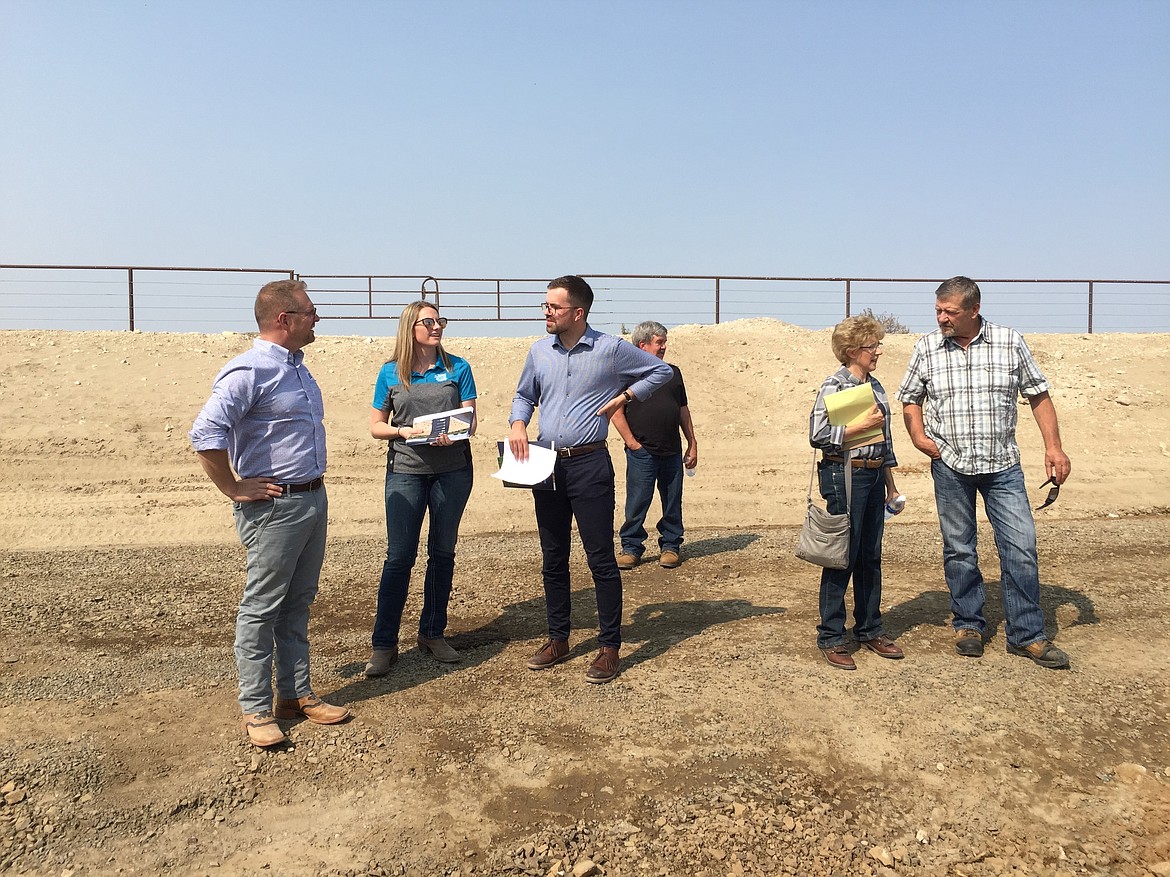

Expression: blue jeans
xmin=619 ymin=448 xmax=684 ymax=556
xmin=372 ymin=463 xmax=473 ymax=649
xmin=931 ymin=460 xmax=1046 ymax=649
xmin=816 ymin=463 xmax=886 ymax=649
xmin=533 ymin=449 xmax=623 ymax=648
xmin=233 ymin=488 xmax=328 ymax=714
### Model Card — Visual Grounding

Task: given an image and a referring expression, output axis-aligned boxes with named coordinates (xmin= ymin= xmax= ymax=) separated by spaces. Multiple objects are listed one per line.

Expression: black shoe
xmin=955 ymin=629 xmax=984 ymax=658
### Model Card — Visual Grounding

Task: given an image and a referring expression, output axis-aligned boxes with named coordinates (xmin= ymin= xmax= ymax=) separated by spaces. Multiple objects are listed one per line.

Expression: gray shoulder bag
xmin=795 ymin=448 xmax=851 ymax=569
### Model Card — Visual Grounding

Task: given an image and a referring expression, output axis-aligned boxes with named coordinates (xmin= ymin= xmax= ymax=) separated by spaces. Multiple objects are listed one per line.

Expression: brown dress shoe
xmin=860 ymin=635 xmax=905 ymax=659
xmin=585 ymin=646 xmax=620 ymax=683
xmin=527 ymin=638 xmax=570 ymax=670
xmin=820 ymin=645 xmax=856 ymax=670
xmin=273 ymin=694 xmax=350 ymax=724
xmin=241 ymin=710 xmax=287 ymax=748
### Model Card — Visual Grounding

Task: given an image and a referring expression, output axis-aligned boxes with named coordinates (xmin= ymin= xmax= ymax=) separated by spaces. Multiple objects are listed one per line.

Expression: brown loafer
xmin=585 ymin=646 xmax=620 ymax=683
xmin=241 ymin=710 xmax=287 ymax=748
xmin=527 ymin=638 xmax=569 ymax=670
xmin=820 ymin=645 xmax=856 ymax=670
xmin=273 ymin=694 xmax=350 ymax=724
xmin=860 ymin=635 xmax=904 ymax=659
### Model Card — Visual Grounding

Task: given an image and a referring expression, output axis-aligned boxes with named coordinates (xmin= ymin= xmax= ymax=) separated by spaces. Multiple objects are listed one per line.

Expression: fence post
xmin=1088 ymin=281 xmax=1094 ymax=334
xmin=127 ymin=268 xmax=135 ymax=331
xmin=714 ymin=277 xmax=721 ymax=324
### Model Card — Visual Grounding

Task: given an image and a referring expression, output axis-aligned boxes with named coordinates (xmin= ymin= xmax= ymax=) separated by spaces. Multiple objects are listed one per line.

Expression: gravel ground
xmin=2 ymin=519 xmax=1169 ymax=876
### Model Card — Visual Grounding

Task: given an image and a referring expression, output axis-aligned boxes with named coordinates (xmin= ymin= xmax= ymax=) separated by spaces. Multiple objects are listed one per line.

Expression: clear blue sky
xmin=2 ymin=1 xmax=1168 ymax=332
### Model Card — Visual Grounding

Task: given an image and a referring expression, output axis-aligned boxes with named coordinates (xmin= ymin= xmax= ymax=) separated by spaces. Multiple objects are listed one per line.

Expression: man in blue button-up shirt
xmin=191 ymin=279 xmax=350 ymax=747
xmin=509 ymin=276 xmax=673 ymax=684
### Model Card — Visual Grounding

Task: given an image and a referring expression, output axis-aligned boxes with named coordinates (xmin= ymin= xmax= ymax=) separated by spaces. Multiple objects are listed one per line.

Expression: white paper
xmin=492 ymin=441 xmax=557 ymax=485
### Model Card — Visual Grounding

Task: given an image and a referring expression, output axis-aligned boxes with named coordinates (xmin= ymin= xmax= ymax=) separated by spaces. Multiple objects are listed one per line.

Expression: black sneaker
xmin=955 ymin=629 xmax=984 ymax=658
xmin=1007 ymin=640 xmax=1070 ymax=670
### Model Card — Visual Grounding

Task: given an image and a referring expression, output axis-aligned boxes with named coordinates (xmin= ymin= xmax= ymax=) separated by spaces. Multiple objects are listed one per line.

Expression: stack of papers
xmin=823 ymin=383 xmax=883 ymax=450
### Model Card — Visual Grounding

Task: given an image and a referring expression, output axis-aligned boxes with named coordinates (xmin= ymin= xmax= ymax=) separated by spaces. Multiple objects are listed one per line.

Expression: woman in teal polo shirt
xmin=364 ymin=300 xmax=477 ymax=677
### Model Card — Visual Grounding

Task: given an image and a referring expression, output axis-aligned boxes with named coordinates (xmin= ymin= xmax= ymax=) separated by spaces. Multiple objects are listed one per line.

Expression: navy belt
xmin=277 ymin=477 xmax=324 ymax=496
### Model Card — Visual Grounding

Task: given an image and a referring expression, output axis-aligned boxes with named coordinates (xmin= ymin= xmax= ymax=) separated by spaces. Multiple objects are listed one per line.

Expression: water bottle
xmin=685 ymin=465 xmax=696 ymax=478
xmin=884 ymin=494 xmax=906 ymax=520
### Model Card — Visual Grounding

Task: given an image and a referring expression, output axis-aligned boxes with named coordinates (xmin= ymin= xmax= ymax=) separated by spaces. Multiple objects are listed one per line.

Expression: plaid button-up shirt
xmin=896 ymin=319 xmax=1049 ymax=475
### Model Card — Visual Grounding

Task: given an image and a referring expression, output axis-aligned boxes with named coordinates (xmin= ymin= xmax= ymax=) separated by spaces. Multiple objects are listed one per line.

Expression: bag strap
xmin=806 ymin=447 xmax=852 ymax=519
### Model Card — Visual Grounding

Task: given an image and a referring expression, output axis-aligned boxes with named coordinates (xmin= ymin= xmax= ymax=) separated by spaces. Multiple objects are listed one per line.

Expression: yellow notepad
xmin=823 ymin=382 xmax=884 ymax=450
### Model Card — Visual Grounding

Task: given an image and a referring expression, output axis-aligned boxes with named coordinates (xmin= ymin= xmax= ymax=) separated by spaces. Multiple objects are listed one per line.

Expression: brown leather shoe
xmin=273 ymin=694 xmax=350 ymax=724
xmin=241 ymin=710 xmax=287 ymax=748
xmin=659 ymin=550 xmax=680 ymax=569
xmin=585 ymin=646 xmax=620 ymax=683
xmin=526 ymin=638 xmax=569 ymax=670
xmin=820 ymin=645 xmax=856 ymax=670
xmin=860 ymin=635 xmax=904 ymax=659
xmin=616 ymin=552 xmax=639 ymax=570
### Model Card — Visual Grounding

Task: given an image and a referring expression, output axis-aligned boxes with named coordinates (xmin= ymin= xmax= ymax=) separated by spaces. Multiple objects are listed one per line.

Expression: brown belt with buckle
xmin=277 ymin=477 xmax=325 ymax=496
xmin=823 ymin=456 xmax=884 ymax=469
xmin=556 ymin=441 xmax=607 ymax=459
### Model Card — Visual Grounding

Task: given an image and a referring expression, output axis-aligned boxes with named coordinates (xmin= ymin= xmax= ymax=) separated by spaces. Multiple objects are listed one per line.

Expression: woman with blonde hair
xmin=365 ymin=300 xmax=477 ymax=676
xmin=808 ymin=314 xmax=903 ymax=670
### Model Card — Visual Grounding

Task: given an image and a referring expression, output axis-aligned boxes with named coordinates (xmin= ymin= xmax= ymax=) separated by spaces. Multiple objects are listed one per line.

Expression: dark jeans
xmin=533 ymin=449 xmax=623 ymax=648
xmin=619 ymin=448 xmax=684 ymax=556
xmin=372 ymin=463 xmax=473 ymax=649
xmin=816 ymin=462 xmax=887 ymax=649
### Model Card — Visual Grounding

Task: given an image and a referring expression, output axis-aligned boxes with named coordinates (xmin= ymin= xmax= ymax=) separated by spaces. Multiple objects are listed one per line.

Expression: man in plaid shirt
xmin=897 ymin=276 xmax=1072 ymax=669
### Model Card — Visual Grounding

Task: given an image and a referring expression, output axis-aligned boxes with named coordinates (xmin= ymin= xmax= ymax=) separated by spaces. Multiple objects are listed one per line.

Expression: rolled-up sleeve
xmin=190 ymin=365 xmax=255 ymax=452
xmin=618 ymin=344 xmax=673 ymax=400
xmin=809 ymin=379 xmax=846 ymax=451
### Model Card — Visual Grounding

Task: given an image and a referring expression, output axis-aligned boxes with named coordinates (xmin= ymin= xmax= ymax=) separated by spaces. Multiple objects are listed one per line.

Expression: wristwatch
xmin=622 ymin=390 xmax=634 ymax=404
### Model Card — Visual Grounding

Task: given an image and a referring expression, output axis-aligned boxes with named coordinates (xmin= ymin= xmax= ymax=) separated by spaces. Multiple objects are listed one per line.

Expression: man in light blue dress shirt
xmin=509 ymin=276 xmax=673 ymax=683
xmin=190 ymin=279 xmax=350 ymax=746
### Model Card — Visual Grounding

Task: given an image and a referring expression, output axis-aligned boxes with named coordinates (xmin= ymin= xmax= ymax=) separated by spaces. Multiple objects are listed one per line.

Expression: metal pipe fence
xmin=2 ymin=264 xmax=1168 ymax=335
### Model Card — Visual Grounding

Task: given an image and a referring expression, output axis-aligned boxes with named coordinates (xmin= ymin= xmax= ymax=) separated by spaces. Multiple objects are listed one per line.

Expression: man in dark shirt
xmin=611 ymin=321 xmax=698 ymax=570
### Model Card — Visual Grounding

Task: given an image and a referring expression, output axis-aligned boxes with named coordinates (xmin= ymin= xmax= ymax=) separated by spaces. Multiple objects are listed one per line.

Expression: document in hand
xmin=493 ymin=440 xmax=556 ymax=490
xmin=823 ymin=382 xmax=884 ymax=450
xmin=406 ymin=407 xmax=474 ymax=445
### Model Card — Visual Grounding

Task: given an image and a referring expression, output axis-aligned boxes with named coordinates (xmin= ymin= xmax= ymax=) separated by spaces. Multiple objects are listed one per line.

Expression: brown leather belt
xmin=556 ymin=441 xmax=607 ymax=459
xmin=278 ymin=477 xmax=324 ymax=496
xmin=823 ymin=456 xmax=884 ymax=469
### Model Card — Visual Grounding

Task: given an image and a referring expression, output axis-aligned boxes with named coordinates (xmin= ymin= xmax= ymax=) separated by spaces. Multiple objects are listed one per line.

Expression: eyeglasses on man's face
xmin=541 ymin=302 xmax=575 ymax=315
xmin=284 ymin=307 xmax=318 ymax=318
xmin=414 ymin=316 xmax=448 ymax=330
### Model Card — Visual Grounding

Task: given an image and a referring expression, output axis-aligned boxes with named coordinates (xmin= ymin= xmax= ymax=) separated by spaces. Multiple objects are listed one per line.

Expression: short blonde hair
xmin=830 ymin=315 xmax=885 ymax=365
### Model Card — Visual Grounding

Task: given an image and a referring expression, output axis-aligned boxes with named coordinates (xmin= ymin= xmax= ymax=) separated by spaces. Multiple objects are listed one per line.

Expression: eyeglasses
xmin=859 ymin=342 xmax=884 ymax=352
xmin=1034 ymin=476 xmax=1060 ymax=510
xmin=541 ymin=302 xmax=574 ymax=315
xmin=414 ymin=317 xmax=448 ymax=330
xmin=284 ymin=307 xmax=318 ymax=318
